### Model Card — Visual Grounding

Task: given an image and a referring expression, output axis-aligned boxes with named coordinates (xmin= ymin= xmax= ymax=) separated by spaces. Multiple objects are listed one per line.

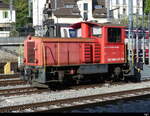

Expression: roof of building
xmin=93 ymin=8 xmax=107 ymax=18
xmin=0 ymin=0 xmax=15 ymax=9
xmin=97 ymin=0 xmax=105 ymax=6
xmin=92 ymin=0 xmax=107 ymax=18
xmin=44 ymin=0 xmax=107 ymax=18
xmin=51 ymin=0 xmax=81 ymax=18
xmin=53 ymin=7 xmax=81 ymax=18
xmin=63 ymin=0 xmax=78 ymax=3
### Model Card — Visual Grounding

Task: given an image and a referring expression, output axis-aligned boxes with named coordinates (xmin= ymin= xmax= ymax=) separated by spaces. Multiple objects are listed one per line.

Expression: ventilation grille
xmin=84 ymin=44 xmax=93 ymax=63
xmin=27 ymin=42 xmax=35 ymax=63
xmin=93 ymin=44 xmax=101 ymax=63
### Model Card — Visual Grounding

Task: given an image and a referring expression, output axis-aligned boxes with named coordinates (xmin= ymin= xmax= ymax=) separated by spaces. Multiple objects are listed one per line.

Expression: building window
xmin=123 ymin=8 xmax=126 ymax=15
xmin=3 ymin=11 xmax=8 ymax=18
xmin=65 ymin=4 xmax=74 ymax=8
xmin=72 ymin=13 xmax=80 ymax=15
xmin=83 ymin=12 xmax=88 ymax=21
xmin=136 ymin=9 xmax=139 ymax=14
xmin=0 ymin=27 xmax=11 ymax=31
xmin=84 ymin=3 xmax=88 ymax=10
xmin=94 ymin=5 xmax=103 ymax=9
xmin=92 ymin=26 xmax=102 ymax=37
xmin=123 ymin=0 xmax=126 ymax=5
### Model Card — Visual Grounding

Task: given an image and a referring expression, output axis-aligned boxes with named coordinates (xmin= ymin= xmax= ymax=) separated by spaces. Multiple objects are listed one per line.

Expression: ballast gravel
xmin=0 ymin=81 xmax=150 ymax=108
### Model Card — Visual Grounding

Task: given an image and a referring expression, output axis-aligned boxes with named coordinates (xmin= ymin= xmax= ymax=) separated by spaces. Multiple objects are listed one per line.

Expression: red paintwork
xmin=24 ymin=22 xmax=126 ymax=67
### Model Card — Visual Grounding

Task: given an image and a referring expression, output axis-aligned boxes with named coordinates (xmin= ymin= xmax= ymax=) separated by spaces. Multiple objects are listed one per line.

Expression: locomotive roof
xmin=70 ymin=21 xmax=126 ymax=28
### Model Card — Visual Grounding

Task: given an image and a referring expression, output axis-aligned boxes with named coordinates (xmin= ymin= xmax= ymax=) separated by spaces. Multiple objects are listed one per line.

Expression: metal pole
xmin=136 ymin=29 xmax=139 ymax=63
xmin=106 ymin=0 xmax=110 ymax=20
xmin=28 ymin=0 xmax=31 ymax=17
xmin=55 ymin=0 xmax=57 ymax=10
xmin=9 ymin=0 xmax=13 ymax=22
xmin=136 ymin=5 xmax=139 ymax=63
xmin=142 ymin=13 xmax=145 ymax=64
xmin=148 ymin=13 xmax=150 ymax=65
xmin=128 ymin=0 xmax=133 ymax=63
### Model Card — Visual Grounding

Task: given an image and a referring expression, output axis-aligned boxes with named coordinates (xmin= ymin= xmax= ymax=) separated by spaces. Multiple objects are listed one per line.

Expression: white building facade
xmin=109 ymin=0 xmax=143 ymax=19
xmin=32 ymin=0 xmax=108 ymax=26
xmin=32 ymin=0 xmax=46 ymax=26
xmin=32 ymin=0 xmax=46 ymax=36
xmin=0 ymin=1 xmax=16 ymax=37
xmin=32 ymin=0 xmax=108 ymax=36
xmin=32 ymin=0 xmax=144 ymax=36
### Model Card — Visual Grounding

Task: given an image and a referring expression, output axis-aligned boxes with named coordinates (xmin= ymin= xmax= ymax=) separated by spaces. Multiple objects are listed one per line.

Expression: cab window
xmin=108 ymin=28 xmax=121 ymax=42
xmin=69 ymin=29 xmax=77 ymax=38
xmin=92 ymin=26 xmax=102 ymax=37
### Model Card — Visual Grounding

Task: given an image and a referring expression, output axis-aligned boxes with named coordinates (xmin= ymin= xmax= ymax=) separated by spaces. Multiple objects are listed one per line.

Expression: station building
xmin=0 ymin=0 xmax=16 ymax=37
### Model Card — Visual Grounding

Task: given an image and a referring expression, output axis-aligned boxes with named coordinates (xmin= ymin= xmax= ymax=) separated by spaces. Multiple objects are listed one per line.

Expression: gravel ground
xmin=0 ymin=46 xmax=21 ymax=63
xmin=0 ymin=81 xmax=150 ymax=108
xmin=0 ymin=50 xmax=17 ymax=63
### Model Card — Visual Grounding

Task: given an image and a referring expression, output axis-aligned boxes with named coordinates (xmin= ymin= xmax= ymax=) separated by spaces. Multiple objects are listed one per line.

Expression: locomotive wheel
xmin=72 ymin=74 xmax=83 ymax=85
xmin=111 ymin=67 xmax=123 ymax=82
xmin=76 ymin=80 xmax=80 ymax=85
xmin=98 ymin=75 xmax=105 ymax=83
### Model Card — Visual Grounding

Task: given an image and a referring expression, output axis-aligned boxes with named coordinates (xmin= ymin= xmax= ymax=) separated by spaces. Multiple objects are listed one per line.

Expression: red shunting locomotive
xmin=21 ymin=21 xmax=140 ymax=87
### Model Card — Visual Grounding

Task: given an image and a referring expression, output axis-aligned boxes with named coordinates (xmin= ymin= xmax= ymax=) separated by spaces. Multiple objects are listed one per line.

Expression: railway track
xmin=0 ymin=76 xmax=150 ymax=97
xmin=0 ymin=79 xmax=148 ymax=97
xmin=0 ymin=74 xmax=20 ymax=79
xmin=0 ymin=87 xmax=150 ymax=113
xmin=0 ymin=80 xmax=143 ymax=98
xmin=0 ymin=87 xmax=49 ymax=97
xmin=0 ymin=79 xmax=27 ymax=87
xmin=0 ymin=74 xmax=150 ymax=112
xmin=0 ymin=72 xmax=149 ymax=89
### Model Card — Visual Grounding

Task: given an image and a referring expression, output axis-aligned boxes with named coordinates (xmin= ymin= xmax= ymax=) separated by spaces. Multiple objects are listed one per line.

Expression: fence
xmin=0 ymin=37 xmax=26 ymax=44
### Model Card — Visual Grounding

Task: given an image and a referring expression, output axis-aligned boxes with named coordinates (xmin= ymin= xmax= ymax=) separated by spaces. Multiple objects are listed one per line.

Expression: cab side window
xmin=69 ymin=29 xmax=77 ymax=38
xmin=108 ymin=28 xmax=121 ymax=42
xmin=92 ymin=26 xmax=102 ymax=37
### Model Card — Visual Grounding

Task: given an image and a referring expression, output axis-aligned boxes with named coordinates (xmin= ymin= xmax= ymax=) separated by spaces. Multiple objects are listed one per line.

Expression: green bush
xmin=9 ymin=30 xmax=19 ymax=37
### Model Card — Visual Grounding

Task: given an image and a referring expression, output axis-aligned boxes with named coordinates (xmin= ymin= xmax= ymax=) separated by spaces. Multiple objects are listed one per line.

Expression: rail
xmin=0 ymin=87 xmax=150 ymax=112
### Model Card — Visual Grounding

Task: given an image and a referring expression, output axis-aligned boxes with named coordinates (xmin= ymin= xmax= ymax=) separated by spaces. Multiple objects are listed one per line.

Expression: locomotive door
xmin=104 ymin=27 xmax=125 ymax=64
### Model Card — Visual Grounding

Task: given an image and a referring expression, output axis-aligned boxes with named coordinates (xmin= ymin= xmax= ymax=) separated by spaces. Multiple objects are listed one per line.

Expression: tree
xmin=144 ymin=0 xmax=150 ymax=14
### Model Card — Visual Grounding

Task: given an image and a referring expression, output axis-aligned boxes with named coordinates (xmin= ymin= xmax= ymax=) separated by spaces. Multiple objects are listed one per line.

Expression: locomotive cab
xmin=60 ymin=21 xmax=102 ymax=39
xmin=70 ymin=21 xmax=102 ymax=39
